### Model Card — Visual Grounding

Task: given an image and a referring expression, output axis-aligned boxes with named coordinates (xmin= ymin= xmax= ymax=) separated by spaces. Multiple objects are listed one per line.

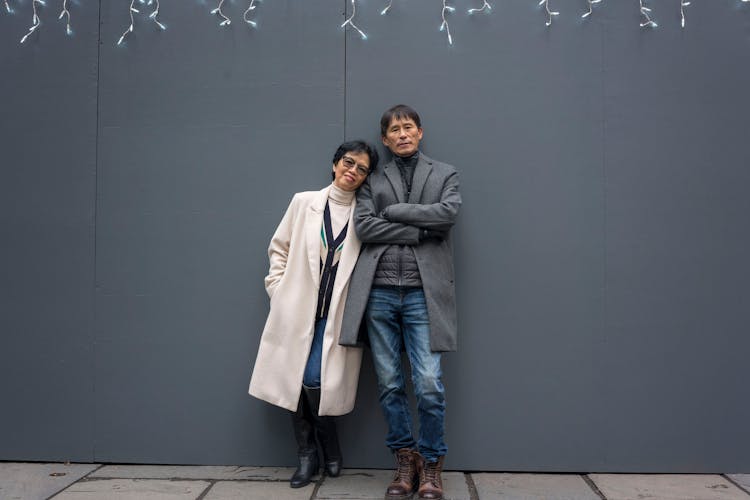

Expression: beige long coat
xmin=248 ymin=186 xmax=363 ymax=416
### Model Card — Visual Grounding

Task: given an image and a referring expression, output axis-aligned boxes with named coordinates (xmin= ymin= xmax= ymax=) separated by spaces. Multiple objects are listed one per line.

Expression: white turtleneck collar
xmin=329 ymin=183 xmax=355 ymax=206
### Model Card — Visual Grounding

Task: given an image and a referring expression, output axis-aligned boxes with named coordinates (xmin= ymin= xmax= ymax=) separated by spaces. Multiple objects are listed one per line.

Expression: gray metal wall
xmin=1 ymin=0 xmax=748 ymax=471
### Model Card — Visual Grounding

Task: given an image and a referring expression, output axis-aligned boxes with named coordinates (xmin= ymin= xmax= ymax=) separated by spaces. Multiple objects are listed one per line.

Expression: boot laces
xmin=421 ymin=461 xmax=441 ymax=487
xmin=394 ymin=450 xmax=414 ymax=481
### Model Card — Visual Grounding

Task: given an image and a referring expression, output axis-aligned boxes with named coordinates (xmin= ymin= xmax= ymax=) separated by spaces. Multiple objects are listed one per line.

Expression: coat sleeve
xmin=354 ymin=176 xmax=421 ymax=245
xmin=264 ymin=194 xmax=298 ymax=299
xmin=382 ymin=171 xmax=461 ymax=232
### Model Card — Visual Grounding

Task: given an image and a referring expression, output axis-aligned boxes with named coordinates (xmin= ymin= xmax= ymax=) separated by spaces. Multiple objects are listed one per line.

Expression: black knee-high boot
xmin=289 ymin=394 xmax=319 ymax=488
xmin=303 ymin=386 xmax=343 ymax=477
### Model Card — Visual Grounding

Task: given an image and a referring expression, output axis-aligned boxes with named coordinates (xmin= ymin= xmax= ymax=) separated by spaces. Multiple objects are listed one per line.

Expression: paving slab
xmin=315 ymin=469 xmax=392 ymax=499
xmin=202 ymin=480 xmax=315 ymax=500
xmin=729 ymin=475 xmax=750 ymax=494
xmin=90 ymin=465 xmax=294 ymax=481
xmin=471 ymin=473 xmax=600 ymax=500
xmin=439 ymin=472 xmax=473 ymax=500
xmin=50 ymin=479 xmax=210 ymax=500
xmin=316 ymin=469 xmax=470 ymax=500
xmin=0 ymin=462 xmax=100 ymax=500
xmin=589 ymin=474 xmax=750 ymax=500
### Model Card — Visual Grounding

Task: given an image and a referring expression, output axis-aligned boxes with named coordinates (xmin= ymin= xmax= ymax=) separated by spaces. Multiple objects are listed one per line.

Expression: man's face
xmin=382 ymin=117 xmax=423 ymax=157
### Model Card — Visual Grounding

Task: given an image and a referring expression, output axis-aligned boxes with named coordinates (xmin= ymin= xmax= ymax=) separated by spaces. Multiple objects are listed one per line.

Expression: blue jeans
xmin=365 ymin=287 xmax=447 ymax=462
xmin=303 ymin=317 xmax=326 ymax=388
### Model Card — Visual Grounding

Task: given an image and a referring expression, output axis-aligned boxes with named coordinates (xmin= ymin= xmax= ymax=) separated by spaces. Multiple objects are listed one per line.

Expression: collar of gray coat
xmin=383 ymin=152 xmax=434 ymax=203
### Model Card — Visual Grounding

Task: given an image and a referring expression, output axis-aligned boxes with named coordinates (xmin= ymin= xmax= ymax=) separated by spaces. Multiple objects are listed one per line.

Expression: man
xmin=340 ymin=104 xmax=461 ymax=500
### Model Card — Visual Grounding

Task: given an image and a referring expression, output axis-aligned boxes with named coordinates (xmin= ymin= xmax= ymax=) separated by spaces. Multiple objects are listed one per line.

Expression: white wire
xmin=439 ymin=0 xmax=455 ymax=45
xmin=117 ymin=0 xmax=137 ymax=45
xmin=341 ymin=0 xmax=367 ymax=40
xmin=58 ymin=0 xmax=72 ymax=34
xmin=639 ymin=0 xmax=657 ymax=27
xmin=539 ymin=0 xmax=559 ymax=27
xmin=680 ymin=0 xmax=690 ymax=28
xmin=582 ymin=0 xmax=601 ymax=19
xmin=148 ymin=0 xmax=165 ymax=30
xmin=244 ymin=0 xmax=259 ymax=27
xmin=20 ymin=0 xmax=45 ymax=44
xmin=211 ymin=0 xmax=231 ymax=26
xmin=468 ymin=0 xmax=491 ymax=15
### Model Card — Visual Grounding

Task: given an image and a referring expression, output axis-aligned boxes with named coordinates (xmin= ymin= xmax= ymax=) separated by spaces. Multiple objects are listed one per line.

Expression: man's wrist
xmin=420 ymin=228 xmax=447 ymax=241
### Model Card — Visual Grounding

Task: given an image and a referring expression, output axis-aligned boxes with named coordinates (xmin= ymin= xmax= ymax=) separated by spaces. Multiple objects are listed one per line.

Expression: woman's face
xmin=332 ymin=151 xmax=370 ymax=191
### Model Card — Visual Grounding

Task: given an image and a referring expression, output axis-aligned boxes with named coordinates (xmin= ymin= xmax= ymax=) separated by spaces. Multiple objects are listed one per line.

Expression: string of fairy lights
xmin=3 ymin=0 xmax=750 ymax=46
xmin=538 ymin=0 xmax=558 ymax=27
xmin=117 ymin=0 xmax=164 ymax=46
xmin=439 ymin=0 xmax=455 ymax=45
xmin=581 ymin=0 xmax=601 ymax=19
xmin=468 ymin=1 xmax=492 ymax=15
xmin=243 ymin=0 xmax=260 ymax=27
xmin=680 ymin=0 xmax=690 ymax=28
xmin=211 ymin=0 xmax=231 ymax=27
xmin=58 ymin=0 xmax=71 ymax=35
xmin=19 ymin=0 xmax=43 ymax=43
xmin=639 ymin=0 xmax=658 ymax=28
xmin=342 ymin=0 xmax=367 ymax=40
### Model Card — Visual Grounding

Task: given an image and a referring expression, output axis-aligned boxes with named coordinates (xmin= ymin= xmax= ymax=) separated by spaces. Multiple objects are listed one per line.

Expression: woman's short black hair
xmin=331 ymin=140 xmax=379 ymax=180
xmin=380 ymin=104 xmax=422 ymax=137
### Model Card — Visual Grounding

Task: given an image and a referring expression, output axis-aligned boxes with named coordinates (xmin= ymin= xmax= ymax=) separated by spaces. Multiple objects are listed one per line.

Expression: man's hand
xmin=420 ymin=228 xmax=448 ymax=241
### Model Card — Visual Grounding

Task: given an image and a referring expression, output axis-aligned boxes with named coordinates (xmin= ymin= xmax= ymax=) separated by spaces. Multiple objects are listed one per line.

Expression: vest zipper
xmin=397 ymin=245 xmax=403 ymax=287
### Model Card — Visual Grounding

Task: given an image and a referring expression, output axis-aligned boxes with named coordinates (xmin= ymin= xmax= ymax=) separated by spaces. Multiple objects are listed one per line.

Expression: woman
xmin=248 ymin=140 xmax=378 ymax=488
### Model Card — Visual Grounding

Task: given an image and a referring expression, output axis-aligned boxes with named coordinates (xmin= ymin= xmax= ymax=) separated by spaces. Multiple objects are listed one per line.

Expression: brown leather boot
xmin=385 ymin=448 xmax=418 ymax=500
xmin=417 ymin=455 xmax=444 ymax=500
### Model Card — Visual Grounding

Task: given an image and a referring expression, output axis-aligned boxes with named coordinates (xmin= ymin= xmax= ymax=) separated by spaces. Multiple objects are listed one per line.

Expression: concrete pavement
xmin=1 ymin=463 xmax=749 ymax=500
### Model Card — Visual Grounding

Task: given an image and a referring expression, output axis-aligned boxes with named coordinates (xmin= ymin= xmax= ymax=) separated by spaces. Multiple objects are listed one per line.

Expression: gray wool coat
xmin=339 ymin=153 xmax=462 ymax=352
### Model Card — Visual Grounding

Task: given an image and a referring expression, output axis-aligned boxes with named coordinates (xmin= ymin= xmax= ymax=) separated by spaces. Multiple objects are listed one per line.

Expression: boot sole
xmin=289 ymin=472 xmax=319 ymax=488
xmin=290 ymin=481 xmax=311 ymax=489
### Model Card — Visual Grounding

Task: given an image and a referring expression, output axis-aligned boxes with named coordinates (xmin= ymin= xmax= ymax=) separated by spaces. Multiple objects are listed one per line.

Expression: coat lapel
xmin=333 ymin=199 xmax=362 ymax=288
xmin=305 ymin=187 xmax=328 ymax=286
xmin=408 ymin=153 xmax=433 ymax=204
xmin=383 ymin=161 xmax=407 ymax=203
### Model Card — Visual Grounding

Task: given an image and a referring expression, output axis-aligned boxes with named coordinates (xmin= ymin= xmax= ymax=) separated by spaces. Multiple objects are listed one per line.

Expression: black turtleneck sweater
xmin=395 ymin=151 xmax=419 ymax=200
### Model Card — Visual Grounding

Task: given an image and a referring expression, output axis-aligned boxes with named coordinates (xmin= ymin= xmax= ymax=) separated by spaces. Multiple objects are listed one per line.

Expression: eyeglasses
xmin=341 ymin=156 xmax=370 ymax=177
